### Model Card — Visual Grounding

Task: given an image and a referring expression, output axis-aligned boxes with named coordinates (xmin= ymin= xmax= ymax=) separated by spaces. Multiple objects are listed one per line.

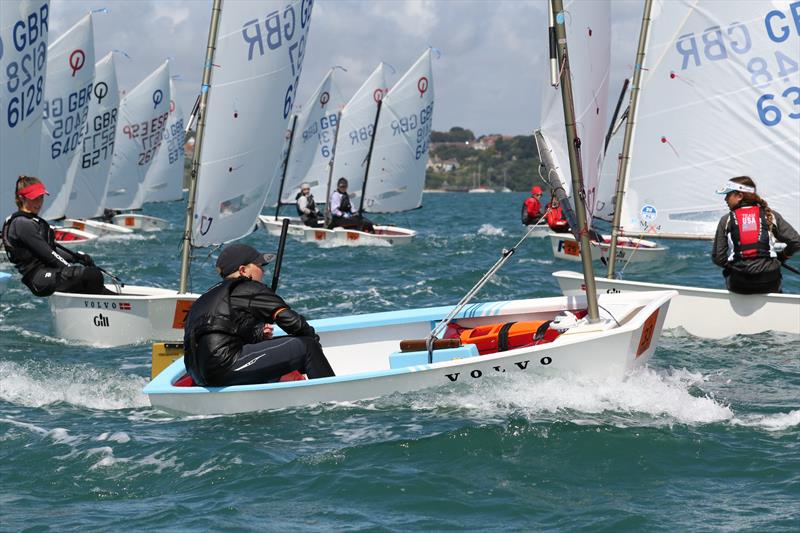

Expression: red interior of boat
xmin=174 ymin=370 xmax=306 ymax=387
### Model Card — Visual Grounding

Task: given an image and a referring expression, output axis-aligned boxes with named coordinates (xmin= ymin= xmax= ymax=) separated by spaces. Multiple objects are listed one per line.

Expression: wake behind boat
xmin=145 ymin=290 xmax=675 ymax=415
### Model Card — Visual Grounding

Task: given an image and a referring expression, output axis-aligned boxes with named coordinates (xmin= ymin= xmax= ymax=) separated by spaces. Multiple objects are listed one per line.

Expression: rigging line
xmin=427 ymin=216 xmax=549 ymax=346
xmin=597 ymin=304 xmax=620 ymax=327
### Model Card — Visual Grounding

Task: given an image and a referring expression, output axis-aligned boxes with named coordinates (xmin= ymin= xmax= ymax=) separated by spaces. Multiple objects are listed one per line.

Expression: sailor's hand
xmin=77 ymin=252 xmax=95 ymax=267
xmin=262 ymin=323 xmax=274 ymax=339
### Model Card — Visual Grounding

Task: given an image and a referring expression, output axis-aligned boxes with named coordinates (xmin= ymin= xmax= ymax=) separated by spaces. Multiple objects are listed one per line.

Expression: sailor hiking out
xmin=2 ymin=176 xmax=114 ymax=296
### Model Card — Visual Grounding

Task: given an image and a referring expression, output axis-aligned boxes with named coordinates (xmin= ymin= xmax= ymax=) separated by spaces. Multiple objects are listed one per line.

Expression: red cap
xmin=17 ymin=182 xmax=49 ymax=199
xmin=531 ymin=186 xmax=543 ymax=195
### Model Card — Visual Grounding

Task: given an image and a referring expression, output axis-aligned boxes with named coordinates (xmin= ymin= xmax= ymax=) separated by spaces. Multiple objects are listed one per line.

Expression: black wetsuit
xmin=184 ymin=277 xmax=335 ymax=386
xmin=1 ymin=211 xmax=110 ymax=296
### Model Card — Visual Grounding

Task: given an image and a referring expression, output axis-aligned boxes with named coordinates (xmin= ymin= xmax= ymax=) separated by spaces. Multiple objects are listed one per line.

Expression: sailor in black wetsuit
xmin=184 ymin=243 xmax=335 ymax=386
xmin=2 ymin=176 xmax=114 ymax=296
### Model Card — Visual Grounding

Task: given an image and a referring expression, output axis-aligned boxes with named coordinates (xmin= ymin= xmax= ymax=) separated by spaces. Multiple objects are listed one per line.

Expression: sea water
xmin=1 ymin=193 xmax=797 ymax=530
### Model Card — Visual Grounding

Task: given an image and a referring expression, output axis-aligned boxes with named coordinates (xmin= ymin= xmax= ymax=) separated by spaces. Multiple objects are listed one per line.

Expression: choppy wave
xmin=0 ymin=361 xmax=149 ymax=410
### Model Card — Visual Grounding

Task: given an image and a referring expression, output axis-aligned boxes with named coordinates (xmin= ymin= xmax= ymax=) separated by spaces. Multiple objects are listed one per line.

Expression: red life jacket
xmin=727 ymin=205 xmax=775 ymax=261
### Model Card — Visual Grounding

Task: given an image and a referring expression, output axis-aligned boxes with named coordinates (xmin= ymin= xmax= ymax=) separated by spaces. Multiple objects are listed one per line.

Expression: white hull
xmin=52 ymin=227 xmax=98 ymax=246
xmin=468 ymin=188 xmax=495 ymax=193
xmin=49 ymin=285 xmax=200 ymax=346
xmin=145 ymin=290 xmax=675 ymax=415
xmin=553 ymin=270 xmax=800 ymax=338
xmin=111 ymin=214 xmax=170 ymax=232
xmin=549 ymin=233 xmax=666 ymax=263
xmin=259 ymin=215 xmax=415 ymax=246
xmin=62 ymin=219 xmax=134 ymax=237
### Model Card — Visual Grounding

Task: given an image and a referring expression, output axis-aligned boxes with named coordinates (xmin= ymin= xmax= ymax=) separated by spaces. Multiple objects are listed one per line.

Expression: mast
xmin=551 ymin=0 xmax=599 ymax=321
xmin=323 ymin=111 xmax=343 ymax=221
xmin=358 ymin=98 xmax=383 ymax=215
xmin=179 ymin=0 xmax=222 ymax=294
xmin=606 ymin=0 xmax=653 ymax=278
xmin=273 ymin=114 xmax=299 ymax=220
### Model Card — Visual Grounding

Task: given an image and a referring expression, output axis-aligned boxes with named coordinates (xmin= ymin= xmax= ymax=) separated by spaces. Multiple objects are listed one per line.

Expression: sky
xmin=48 ymin=0 xmax=645 ymax=136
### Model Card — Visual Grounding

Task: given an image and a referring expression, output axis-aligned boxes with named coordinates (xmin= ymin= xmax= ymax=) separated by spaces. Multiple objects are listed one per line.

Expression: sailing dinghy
xmin=145 ymin=0 xmax=677 ymax=416
xmin=535 ymin=1 xmax=666 ymax=264
xmin=146 ymin=290 xmax=675 ymax=415
xmin=101 ymin=61 xmax=173 ymax=232
xmin=49 ymin=0 xmax=315 ymax=346
xmin=261 ymin=50 xmax=434 ymax=246
xmin=60 ymin=52 xmax=132 ymax=237
xmin=555 ymin=0 xmax=800 ymax=338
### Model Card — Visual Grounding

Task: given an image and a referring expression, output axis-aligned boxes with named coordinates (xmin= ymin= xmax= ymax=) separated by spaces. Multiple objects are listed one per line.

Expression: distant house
xmin=427 ymin=156 xmax=460 ymax=173
xmin=472 ymin=134 xmax=512 ymax=151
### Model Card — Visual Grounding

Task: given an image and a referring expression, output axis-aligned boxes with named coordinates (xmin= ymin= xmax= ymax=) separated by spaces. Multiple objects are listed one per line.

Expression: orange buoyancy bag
xmin=459 ymin=321 xmax=558 ymax=355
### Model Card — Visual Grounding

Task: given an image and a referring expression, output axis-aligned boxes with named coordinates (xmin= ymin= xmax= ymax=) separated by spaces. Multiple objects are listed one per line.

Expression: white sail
xmin=38 ymin=13 xmax=95 ymax=221
xmin=104 ymin=61 xmax=171 ymax=210
xmin=64 ymin=52 xmax=120 ymax=219
xmin=192 ymin=0 xmax=314 ymax=246
xmin=538 ymin=0 xmax=611 ymax=221
xmin=363 ymin=49 xmax=434 ymax=213
xmin=140 ymin=79 xmax=184 ymax=203
xmin=620 ymin=0 xmax=800 ymax=237
xmin=0 ymin=0 xmax=51 ymax=224
xmin=329 ymin=63 xmax=389 ymax=208
xmin=280 ymin=68 xmax=345 ymax=203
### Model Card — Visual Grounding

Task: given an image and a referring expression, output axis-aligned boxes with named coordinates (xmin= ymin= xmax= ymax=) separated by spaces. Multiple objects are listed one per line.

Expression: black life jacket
xmin=1 ymin=211 xmax=56 ymax=275
xmin=295 ymin=192 xmax=317 ymax=217
xmin=335 ymin=191 xmax=352 ymax=215
xmin=727 ymin=204 xmax=776 ymax=262
xmin=184 ymin=277 xmax=256 ymax=384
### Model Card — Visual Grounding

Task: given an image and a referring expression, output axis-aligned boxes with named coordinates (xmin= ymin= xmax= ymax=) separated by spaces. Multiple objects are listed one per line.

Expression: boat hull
xmin=553 ymin=270 xmax=800 ymax=338
xmin=62 ymin=218 xmax=134 ymax=237
xmin=549 ymin=232 xmax=666 ymax=263
xmin=111 ymin=214 xmax=170 ymax=231
xmin=145 ymin=290 xmax=675 ymax=415
xmin=259 ymin=216 xmax=415 ymax=246
xmin=52 ymin=227 xmax=98 ymax=246
xmin=49 ymin=285 xmax=200 ymax=346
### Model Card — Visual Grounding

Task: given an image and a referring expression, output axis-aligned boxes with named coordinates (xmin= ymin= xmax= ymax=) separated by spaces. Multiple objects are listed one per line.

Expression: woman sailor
xmin=296 ymin=183 xmax=323 ymax=227
xmin=712 ymin=176 xmax=800 ymax=294
xmin=1 ymin=176 xmax=114 ymax=296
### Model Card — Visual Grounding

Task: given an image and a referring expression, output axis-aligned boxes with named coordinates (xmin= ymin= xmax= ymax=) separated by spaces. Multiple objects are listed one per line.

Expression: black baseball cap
xmin=215 ymin=244 xmax=275 ymax=277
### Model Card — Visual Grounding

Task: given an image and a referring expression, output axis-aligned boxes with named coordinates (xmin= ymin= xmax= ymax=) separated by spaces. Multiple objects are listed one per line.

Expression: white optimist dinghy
xmin=102 ymin=60 xmax=173 ymax=233
xmin=261 ymin=49 xmax=435 ymax=246
xmin=51 ymin=0 xmax=316 ymax=346
xmin=549 ymin=232 xmax=665 ymax=264
xmin=535 ymin=0 xmax=666 ymax=265
xmin=145 ymin=0 xmax=677 ymax=415
xmin=556 ymin=0 xmax=800 ymax=338
xmin=145 ymin=290 xmax=675 ymax=415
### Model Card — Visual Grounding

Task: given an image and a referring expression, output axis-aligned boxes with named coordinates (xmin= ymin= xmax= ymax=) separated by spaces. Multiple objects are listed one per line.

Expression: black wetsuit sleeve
xmin=773 ymin=211 xmax=800 ymax=261
xmin=711 ymin=215 xmax=729 ymax=268
xmin=14 ymin=217 xmax=72 ymax=268
xmin=230 ymin=282 xmax=317 ymax=338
